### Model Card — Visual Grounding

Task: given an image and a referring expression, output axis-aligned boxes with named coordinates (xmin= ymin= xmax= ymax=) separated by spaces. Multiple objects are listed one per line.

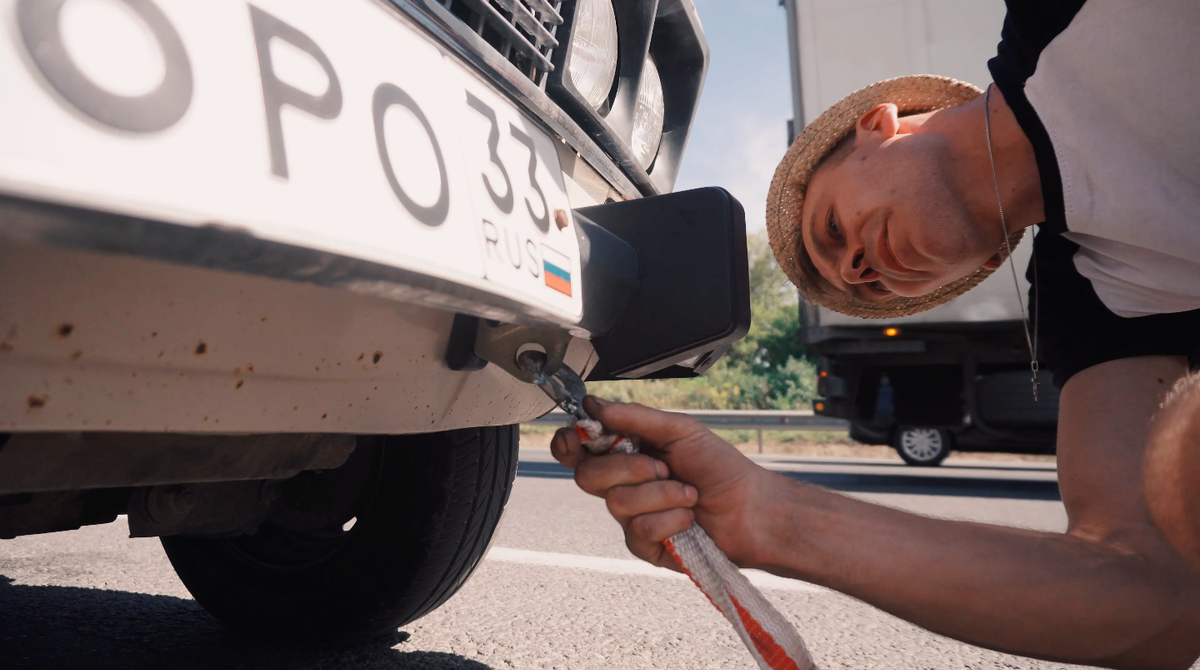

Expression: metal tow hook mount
xmin=516 ymin=350 xmax=589 ymax=420
xmin=472 ymin=320 xmax=572 ymax=384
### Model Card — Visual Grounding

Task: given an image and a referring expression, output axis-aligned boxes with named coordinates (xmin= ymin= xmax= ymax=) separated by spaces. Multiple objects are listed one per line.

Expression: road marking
xmin=485 ymin=546 xmax=826 ymax=594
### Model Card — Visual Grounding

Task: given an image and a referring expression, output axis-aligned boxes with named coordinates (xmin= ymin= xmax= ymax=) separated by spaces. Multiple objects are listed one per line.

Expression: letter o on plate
xmin=373 ymin=83 xmax=449 ymax=227
xmin=17 ymin=0 xmax=193 ymax=133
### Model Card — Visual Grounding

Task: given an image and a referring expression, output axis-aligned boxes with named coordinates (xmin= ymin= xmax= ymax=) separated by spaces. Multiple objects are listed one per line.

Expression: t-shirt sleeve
xmin=1031 ymin=228 xmax=1200 ymax=388
xmin=988 ymin=0 xmax=1088 ymax=86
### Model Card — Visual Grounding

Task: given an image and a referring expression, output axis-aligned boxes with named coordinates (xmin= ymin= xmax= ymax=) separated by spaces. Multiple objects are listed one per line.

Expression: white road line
xmin=485 ymin=546 xmax=826 ymax=594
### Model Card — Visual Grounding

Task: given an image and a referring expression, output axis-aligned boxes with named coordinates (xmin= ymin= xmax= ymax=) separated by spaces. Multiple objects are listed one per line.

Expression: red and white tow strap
xmin=574 ymin=419 xmax=818 ymax=670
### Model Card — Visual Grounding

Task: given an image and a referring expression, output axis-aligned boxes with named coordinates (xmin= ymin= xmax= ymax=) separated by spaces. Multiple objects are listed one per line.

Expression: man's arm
xmin=555 ymin=357 xmax=1200 ymax=669
xmin=757 ymin=357 xmax=1198 ymax=667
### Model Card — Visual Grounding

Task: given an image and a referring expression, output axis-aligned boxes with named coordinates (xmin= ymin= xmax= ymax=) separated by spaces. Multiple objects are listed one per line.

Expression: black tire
xmin=161 ymin=426 xmax=518 ymax=644
xmin=893 ymin=426 xmax=952 ymax=467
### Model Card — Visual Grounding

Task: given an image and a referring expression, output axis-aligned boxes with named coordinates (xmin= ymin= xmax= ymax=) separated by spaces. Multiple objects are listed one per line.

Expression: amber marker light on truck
xmin=884 ymin=327 xmax=900 ymax=337
xmin=814 ymin=402 xmax=826 ymax=412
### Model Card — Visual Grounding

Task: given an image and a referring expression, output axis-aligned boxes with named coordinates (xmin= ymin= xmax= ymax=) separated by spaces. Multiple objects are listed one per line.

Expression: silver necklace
xmin=984 ymin=84 xmax=1040 ymax=401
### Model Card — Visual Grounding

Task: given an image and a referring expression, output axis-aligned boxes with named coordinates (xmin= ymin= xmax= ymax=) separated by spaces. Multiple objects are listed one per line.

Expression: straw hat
xmin=766 ymin=75 xmax=1022 ymax=319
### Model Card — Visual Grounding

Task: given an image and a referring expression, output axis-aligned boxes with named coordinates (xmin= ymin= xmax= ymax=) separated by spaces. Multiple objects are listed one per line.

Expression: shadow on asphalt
xmin=0 ymin=576 xmax=491 ymax=670
xmin=516 ymin=461 xmax=1060 ymax=501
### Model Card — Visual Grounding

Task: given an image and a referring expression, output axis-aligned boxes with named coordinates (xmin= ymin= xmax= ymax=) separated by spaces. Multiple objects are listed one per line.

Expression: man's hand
xmin=550 ymin=396 xmax=778 ymax=570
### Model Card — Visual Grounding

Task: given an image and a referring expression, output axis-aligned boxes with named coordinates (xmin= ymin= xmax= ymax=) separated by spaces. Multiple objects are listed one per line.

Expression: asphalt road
xmin=0 ymin=447 xmax=1165 ymax=670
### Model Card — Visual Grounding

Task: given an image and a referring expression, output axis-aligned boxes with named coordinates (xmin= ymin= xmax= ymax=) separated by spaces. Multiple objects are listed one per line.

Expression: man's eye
xmin=826 ymin=211 xmax=840 ymax=239
xmin=867 ymin=281 xmax=891 ymax=296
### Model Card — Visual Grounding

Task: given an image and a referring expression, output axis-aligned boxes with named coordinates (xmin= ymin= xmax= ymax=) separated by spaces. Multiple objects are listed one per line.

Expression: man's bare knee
xmin=1146 ymin=372 xmax=1200 ymax=572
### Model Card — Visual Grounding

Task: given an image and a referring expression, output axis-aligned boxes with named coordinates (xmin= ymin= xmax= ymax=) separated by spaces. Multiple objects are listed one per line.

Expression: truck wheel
xmin=160 ymin=426 xmax=517 ymax=644
xmin=893 ymin=426 xmax=952 ymax=467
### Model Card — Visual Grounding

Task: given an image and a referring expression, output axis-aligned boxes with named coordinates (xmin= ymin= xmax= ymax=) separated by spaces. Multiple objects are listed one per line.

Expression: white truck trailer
xmin=781 ymin=0 xmax=1058 ymax=465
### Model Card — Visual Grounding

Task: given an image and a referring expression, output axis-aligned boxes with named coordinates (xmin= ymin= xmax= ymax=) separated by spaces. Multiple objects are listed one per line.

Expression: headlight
xmin=630 ymin=56 xmax=664 ymax=169
xmin=548 ymin=0 xmax=707 ymax=194
xmin=566 ymin=0 xmax=619 ymax=110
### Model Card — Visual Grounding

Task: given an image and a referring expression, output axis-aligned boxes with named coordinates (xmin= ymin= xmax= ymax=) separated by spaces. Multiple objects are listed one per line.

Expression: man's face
xmin=799 ymin=120 xmax=1001 ymax=304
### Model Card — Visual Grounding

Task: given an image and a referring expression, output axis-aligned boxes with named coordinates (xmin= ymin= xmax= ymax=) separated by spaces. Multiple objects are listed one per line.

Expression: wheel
xmin=893 ymin=426 xmax=952 ymax=466
xmin=161 ymin=425 xmax=518 ymax=644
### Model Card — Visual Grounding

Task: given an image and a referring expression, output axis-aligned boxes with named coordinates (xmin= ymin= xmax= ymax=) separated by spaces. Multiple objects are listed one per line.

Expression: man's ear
xmin=856 ymin=103 xmax=900 ymax=141
xmin=982 ymin=251 xmax=1005 ymax=270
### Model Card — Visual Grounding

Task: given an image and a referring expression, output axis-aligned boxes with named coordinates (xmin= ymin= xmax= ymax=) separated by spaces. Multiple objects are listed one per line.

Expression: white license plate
xmin=0 ymin=0 xmax=583 ymax=320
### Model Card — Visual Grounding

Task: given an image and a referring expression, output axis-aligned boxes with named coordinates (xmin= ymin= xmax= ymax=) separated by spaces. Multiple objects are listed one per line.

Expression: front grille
xmin=439 ymin=0 xmax=562 ymax=86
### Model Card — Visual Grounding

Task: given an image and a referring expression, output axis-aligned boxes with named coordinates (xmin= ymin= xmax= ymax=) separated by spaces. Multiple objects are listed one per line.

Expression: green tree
xmin=590 ymin=231 xmax=816 ymax=410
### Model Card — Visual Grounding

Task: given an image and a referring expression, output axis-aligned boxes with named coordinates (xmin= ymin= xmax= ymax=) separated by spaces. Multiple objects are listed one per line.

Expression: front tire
xmin=161 ymin=426 xmax=517 ymax=644
xmin=893 ymin=426 xmax=952 ymax=467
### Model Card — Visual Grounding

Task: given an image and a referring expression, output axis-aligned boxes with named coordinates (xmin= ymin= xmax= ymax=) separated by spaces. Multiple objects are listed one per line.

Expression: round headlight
xmin=567 ymin=0 xmax=619 ymax=110
xmin=630 ymin=56 xmax=665 ymax=169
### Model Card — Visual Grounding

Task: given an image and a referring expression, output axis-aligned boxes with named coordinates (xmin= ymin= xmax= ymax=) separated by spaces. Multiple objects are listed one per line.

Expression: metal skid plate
xmin=0 ymin=433 xmax=356 ymax=495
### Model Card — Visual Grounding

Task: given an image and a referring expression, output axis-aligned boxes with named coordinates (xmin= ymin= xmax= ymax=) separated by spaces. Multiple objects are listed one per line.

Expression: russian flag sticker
xmin=542 ymin=245 xmax=572 ymax=297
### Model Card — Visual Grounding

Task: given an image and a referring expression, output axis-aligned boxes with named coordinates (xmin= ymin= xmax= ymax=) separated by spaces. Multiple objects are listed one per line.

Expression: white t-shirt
xmin=989 ymin=0 xmax=1200 ymax=386
xmin=1023 ymin=0 xmax=1200 ymax=317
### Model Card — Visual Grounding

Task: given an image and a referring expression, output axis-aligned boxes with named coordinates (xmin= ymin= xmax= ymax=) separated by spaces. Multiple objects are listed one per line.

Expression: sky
xmin=674 ymin=0 xmax=794 ymax=234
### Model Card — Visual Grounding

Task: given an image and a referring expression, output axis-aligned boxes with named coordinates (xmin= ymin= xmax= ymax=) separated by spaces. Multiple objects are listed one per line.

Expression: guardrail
xmin=528 ymin=409 xmax=849 ymax=453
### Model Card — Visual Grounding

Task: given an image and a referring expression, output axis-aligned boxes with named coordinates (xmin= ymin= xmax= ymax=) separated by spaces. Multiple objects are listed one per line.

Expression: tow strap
xmin=516 ymin=348 xmax=818 ymax=670
xmin=573 ymin=418 xmax=818 ymax=670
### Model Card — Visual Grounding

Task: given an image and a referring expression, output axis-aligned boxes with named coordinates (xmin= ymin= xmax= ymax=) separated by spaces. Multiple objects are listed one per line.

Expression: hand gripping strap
xmin=570 ymin=418 xmax=817 ymax=669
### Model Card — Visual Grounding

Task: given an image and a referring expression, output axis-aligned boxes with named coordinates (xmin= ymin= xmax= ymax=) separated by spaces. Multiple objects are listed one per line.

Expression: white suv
xmin=0 ymin=0 xmax=750 ymax=644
